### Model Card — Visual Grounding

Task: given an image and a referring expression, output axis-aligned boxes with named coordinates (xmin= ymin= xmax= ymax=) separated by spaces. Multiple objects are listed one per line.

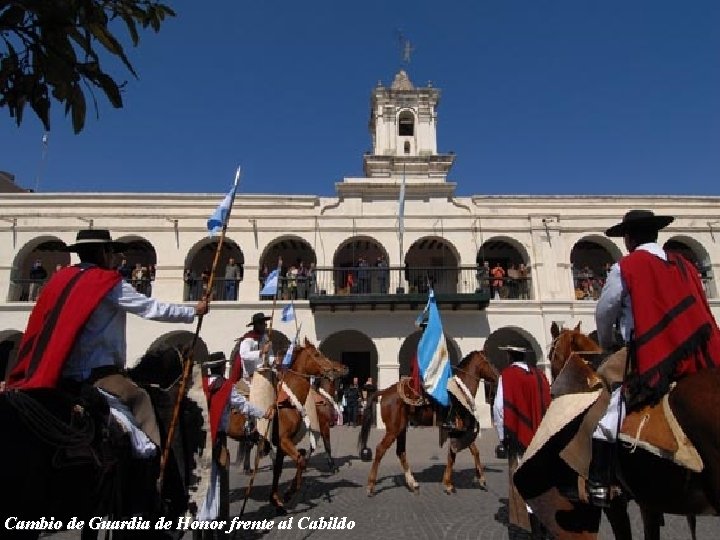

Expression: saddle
xmin=619 ymin=388 xmax=703 ymax=472
xmin=398 ymin=376 xmax=427 ymax=406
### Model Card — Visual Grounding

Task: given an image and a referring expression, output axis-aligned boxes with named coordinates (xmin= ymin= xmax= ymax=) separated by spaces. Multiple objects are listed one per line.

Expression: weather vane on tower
xmin=396 ymin=31 xmax=415 ymax=68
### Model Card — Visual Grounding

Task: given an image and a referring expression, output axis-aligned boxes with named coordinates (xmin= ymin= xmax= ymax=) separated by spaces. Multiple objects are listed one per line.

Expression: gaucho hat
xmin=203 ymin=351 xmax=227 ymax=367
xmin=65 ymin=229 xmax=126 ymax=253
xmin=247 ymin=312 xmax=272 ymax=327
xmin=605 ymin=210 xmax=674 ymax=238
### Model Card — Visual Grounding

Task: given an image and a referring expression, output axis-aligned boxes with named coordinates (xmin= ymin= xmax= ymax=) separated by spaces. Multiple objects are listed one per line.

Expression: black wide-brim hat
xmin=65 ymin=229 xmax=126 ymax=253
xmin=247 ymin=312 xmax=272 ymax=327
xmin=203 ymin=351 xmax=227 ymax=368
xmin=605 ymin=210 xmax=674 ymax=237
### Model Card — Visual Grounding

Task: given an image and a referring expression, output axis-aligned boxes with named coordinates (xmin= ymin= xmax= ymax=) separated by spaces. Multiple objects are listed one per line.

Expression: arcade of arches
xmin=8 ymin=233 xmax=716 ymax=302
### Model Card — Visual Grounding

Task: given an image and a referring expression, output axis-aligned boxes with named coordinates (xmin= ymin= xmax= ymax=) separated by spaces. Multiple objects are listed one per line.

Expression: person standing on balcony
xmin=491 ymin=262 xmax=506 ymax=299
xmin=28 ymin=259 xmax=48 ymax=301
xmin=307 ymin=262 xmax=317 ymax=296
xmin=376 ymin=255 xmax=389 ymax=294
xmin=223 ymin=257 xmax=242 ymax=301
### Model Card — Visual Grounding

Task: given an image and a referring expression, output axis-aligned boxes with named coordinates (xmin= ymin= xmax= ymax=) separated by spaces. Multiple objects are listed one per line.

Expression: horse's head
xmin=294 ymin=338 xmax=349 ymax=379
xmin=128 ymin=346 xmax=184 ymax=390
xmin=549 ymin=321 xmax=600 ymax=379
xmin=456 ymin=350 xmax=500 ymax=401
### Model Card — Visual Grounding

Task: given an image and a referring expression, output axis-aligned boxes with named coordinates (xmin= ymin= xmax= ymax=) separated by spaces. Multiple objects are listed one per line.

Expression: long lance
xmin=262 ymin=256 xmax=283 ymax=367
xmin=157 ymin=166 xmax=241 ymax=492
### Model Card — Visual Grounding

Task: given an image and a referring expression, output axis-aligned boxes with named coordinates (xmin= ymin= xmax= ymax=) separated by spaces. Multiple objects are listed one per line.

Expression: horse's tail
xmin=358 ymin=389 xmax=382 ymax=451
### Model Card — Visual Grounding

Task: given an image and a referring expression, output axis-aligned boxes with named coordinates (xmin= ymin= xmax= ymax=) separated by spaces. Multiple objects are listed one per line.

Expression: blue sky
xmin=1 ymin=1 xmax=719 ymax=196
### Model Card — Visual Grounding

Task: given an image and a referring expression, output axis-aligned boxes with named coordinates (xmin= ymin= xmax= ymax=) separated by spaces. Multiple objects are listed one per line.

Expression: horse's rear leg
xmin=603 ymin=496 xmax=632 ymax=540
xmin=687 ymin=514 xmax=697 ymax=540
xmin=321 ymin=421 xmax=336 ymax=472
xmin=468 ymin=441 xmax=487 ymax=489
xmin=270 ymin=445 xmax=287 ymax=515
xmin=397 ymin=429 xmax=419 ymax=493
xmin=442 ymin=446 xmax=457 ymax=494
xmin=367 ymin=430 xmax=396 ymax=496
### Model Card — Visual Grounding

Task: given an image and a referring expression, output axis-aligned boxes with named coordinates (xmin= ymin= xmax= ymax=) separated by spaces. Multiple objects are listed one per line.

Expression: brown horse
xmin=311 ymin=375 xmax=341 ymax=472
xmin=270 ymin=339 xmax=348 ymax=514
xmin=359 ymin=350 xmax=499 ymax=496
xmin=533 ymin=322 xmax=720 ymax=540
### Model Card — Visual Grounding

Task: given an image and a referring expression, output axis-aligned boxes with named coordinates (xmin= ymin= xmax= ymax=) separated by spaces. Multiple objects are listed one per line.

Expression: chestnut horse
xmin=270 ymin=339 xmax=348 ymax=514
xmin=359 ymin=351 xmax=498 ymax=496
xmin=533 ymin=322 xmax=720 ymax=540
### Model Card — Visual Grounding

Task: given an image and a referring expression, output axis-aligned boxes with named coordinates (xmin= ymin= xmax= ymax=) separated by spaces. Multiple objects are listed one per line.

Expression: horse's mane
xmin=455 ymin=351 xmax=477 ymax=371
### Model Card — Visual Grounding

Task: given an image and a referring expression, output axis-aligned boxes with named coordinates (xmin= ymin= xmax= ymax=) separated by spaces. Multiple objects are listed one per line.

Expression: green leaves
xmin=0 ymin=1 xmax=174 ymax=133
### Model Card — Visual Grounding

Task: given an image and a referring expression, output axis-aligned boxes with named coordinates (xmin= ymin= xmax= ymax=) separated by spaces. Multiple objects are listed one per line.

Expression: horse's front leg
xmin=396 ymin=429 xmax=419 ymax=493
xmin=468 ymin=441 xmax=487 ymax=489
xmin=321 ymin=418 xmax=336 ymax=472
xmin=270 ymin=444 xmax=286 ymax=515
xmin=279 ymin=435 xmax=306 ymax=503
xmin=442 ymin=445 xmax=457 ymax=494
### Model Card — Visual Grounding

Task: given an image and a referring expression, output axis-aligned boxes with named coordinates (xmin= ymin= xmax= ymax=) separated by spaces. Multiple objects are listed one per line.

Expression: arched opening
xmin=320 ymin=330 xmax=378 ymax=425
xmin=259 ymin=236 xmax=317 ymax=300
xmin=477 ymin=238 xmax=531 ymax=300
xmin=398 ymin=110 xmax=415 ymax=137
xmin=483 ymin=327 xmax=542 ymax=372
xmin=664 ymin=237 xmax=715 ymax=298
xmin=332 ymin=236 xmax=390 ymax=295
xmin=184 ymin=238 xmax=244 ymax=301
xmin=115 ymin=236 xmax=157 ymax=297
xmin=404 ymin=236 xmax=460 ymax=295
xmin=0 ymin=329 xmax=23 ymax=380
xmin=398 ymin=331 xmax=461 ymax=376
xmin=145 ymin=330 xmax=210 ymax=366
xmin=9 ymin=236 xmax=70 ymax=302
xmin=570 ymin=237 xmax=621 ymax=300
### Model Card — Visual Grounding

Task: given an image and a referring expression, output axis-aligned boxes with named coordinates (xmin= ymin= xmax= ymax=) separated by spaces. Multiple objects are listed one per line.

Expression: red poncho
xmin=501 ymin=364 xmax=550 ymax=453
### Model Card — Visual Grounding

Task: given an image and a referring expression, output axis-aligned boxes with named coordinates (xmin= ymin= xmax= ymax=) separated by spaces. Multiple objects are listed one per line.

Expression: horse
xmin=310 ymin=374 xmax=341 ymax=472
xmin=0 ymin=346 xmax=207 ymax=539
xmin=359 ymin=350 xmax=499 ymax=496
xmin=270 ymin=338 xmax=348 ymax=514
xmin=524 ymin=322 xmax=720 ymax=540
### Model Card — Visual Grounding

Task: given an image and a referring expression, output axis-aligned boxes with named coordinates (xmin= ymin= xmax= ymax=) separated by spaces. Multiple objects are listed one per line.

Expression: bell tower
xmin=363 ymin=70 xmax=455 ymax=182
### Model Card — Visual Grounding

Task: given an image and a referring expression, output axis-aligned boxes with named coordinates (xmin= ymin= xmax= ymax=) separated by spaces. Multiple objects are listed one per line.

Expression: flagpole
xmin=398 ymin=162 xmax=406 ymax=290
xmin=158 ymin=166 xmax=241 ymax=492
xmin=263 ymin=256 xmax=283 ymax=367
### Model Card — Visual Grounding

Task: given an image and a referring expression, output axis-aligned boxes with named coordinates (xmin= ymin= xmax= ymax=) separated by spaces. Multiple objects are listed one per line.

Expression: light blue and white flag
xmin=260 ymin=268 xmax=279 ymax=297
xmin=207 ymin=167 xmax=241 ymax=236
xmin=416 ymin=289 xmax=451 ymax=406
xmin=281 ymin=303 xmax=295 ymax=322
xmin=282 ymin=323 xmax=302 ymax=367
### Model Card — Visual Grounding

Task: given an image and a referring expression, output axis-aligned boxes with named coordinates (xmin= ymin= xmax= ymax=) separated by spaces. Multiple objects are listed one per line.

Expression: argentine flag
xmin=282 ymin=323 xmax=302 ymax=367
xmin=281 ymin=303 xmax=295 ymax=322
xmin=417 ymin=290 xmax=451 ymax=406
xmin=260 ymin=268 xmax=280 ymax=297
xmin=207 ymin=167 xmax=240 ymax=236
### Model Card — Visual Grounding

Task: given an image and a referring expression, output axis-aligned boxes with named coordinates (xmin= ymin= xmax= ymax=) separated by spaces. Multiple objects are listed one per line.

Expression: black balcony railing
xmin=184 ymin=277 xmax=242 ymax=301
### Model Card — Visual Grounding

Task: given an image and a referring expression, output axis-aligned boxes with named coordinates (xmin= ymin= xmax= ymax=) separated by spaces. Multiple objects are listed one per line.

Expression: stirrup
xmin=586 ymin=481 xmax=612 ymax=508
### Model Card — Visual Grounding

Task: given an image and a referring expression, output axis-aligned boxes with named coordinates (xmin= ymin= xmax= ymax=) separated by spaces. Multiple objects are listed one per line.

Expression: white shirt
xmin=492 ymin=361 xmax=530 ymax=442
xmin=62 ymin=266 xmax=196 ymax=381
xmin=595 ymin=243 xmax=667 ymax=349
xmin=207 ymin=375 xmax=265 ymax=430
xmin=238 ymin=334 xmax=275 ymax=382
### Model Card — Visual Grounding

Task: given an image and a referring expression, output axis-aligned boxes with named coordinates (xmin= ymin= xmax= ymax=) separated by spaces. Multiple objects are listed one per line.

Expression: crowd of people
xmin=259 ymin=259 xmax=318 ymax=300
xmin=476 ymin=260 xmax=531 ymax=300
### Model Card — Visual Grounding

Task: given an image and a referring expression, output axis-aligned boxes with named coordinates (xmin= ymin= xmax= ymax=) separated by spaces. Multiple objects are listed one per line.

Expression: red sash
xmin=7 ymin=266 xmax=121 ymax=389
xmin=410 ymin=353 xmax=422 ymax=394
xmin=620 ymin=250 xmax=720 ymax=404
xmin=202 ymin=355 xmax=244 ymax=445
xmin=501 ymin=364 xmax=550 ymax=452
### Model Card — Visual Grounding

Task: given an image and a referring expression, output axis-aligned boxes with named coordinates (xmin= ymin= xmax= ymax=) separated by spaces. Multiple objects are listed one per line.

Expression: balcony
xmin=306 ymin=266 xmax=493 ymax=312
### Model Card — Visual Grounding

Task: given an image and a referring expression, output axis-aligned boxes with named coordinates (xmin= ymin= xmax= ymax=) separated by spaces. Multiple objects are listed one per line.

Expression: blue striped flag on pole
xmin=416 ymin=289 xmax=451 ymax=406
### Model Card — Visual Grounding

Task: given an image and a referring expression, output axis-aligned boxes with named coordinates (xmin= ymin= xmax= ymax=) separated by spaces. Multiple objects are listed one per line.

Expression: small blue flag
xmin=260 ymin=268 xmax=279 ymax=296
xmin=207 ymin=167 xmax=240 ymax=236
xmin=282 ymin=323 xmax=302 ymax=367
xmin=417 ymin=290 xmax=451 ymax=406
xmin=281 ymin=303 xmax=295 ymax=322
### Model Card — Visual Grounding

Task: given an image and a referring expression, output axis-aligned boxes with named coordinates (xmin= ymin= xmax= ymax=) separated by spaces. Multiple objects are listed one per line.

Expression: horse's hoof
xmin=366 ymin=487 xmax=375 ymax=497
xmin=474 ymin=477 xmax=487 ymax=490
xmin=283 ymin=491 xmax=294 ymax=503
xmin=412 ymin=484 xmax=420 ymax=494
xmin=443 ymin=485 xmax=455 ymax=495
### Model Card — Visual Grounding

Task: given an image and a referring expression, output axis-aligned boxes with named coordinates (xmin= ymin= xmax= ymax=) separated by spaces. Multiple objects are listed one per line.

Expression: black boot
xmin=587 ymin=439 xmax=615 ymax=508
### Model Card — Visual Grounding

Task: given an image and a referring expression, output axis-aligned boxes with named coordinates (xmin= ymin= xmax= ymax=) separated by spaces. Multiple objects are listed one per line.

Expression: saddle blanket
xmin=619 ymin=390 xmax=703 ymax=473
xmin=446 ymin=375 xmax=486 ymax=426
xmin=97 ymin=388 xmax=156 ymax=458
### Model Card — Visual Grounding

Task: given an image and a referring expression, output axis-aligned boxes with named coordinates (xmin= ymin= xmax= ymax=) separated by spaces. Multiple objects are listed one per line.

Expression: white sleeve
xmin=229 ymin=387 xmax=265 ymax=418
xmin=239 ymin=338 xmax=262 ymax=366
xmin=492 ymin=376 xmax=504 ymax=442
xmin=595 ymin=263 xmax=624 ymax=349
xmin=112 ymin=281 xmax=196 ymax=322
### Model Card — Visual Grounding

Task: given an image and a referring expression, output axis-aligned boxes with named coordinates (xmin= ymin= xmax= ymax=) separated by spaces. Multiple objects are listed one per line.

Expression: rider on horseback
xmin=591 ymin=209 xmax=720 ymax=506
xmin=7 ymin=229 xmax=208 ymax=452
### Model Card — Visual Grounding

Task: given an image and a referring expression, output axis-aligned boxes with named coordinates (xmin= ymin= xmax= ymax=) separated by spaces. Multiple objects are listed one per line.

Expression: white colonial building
xmin=2 ymin=70 xmax=719 ymax=428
